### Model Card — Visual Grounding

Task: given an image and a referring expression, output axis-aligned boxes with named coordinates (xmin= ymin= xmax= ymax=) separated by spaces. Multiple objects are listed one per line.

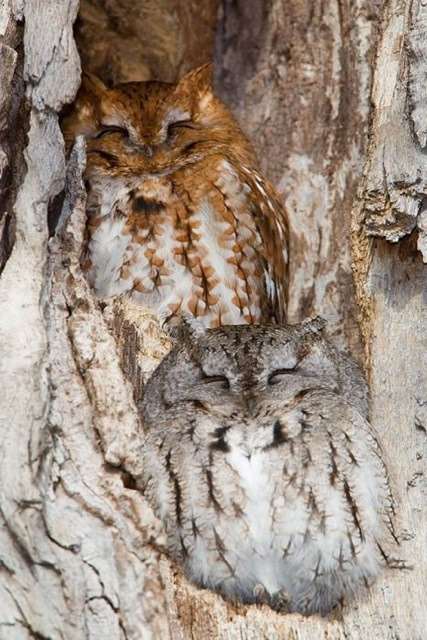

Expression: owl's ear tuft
xmin=61 ymin=73 xmax=109 ymax=147
xmin=167 ymin=314 xmax=207 ymax=344
xmin=300 ymin=316 xmax=327 ymax=335
xmin=177 ymin=63 xmax=214 ymax=95
xmin=61 ymin=72 xmax=110 ymax=146
xmin=80 ymin=72 xmax=109 ymax=100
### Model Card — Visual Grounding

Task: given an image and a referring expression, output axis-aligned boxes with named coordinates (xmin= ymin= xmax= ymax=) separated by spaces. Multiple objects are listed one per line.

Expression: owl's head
xmin=61 ymin=65 xmax=254 ymax=176
xmin=143 ymin=318 xmax=368 ymax=424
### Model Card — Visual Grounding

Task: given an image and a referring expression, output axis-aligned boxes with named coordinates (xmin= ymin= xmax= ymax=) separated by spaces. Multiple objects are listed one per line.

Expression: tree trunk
xmin=0 ymin=1 xmax=425 ymax=639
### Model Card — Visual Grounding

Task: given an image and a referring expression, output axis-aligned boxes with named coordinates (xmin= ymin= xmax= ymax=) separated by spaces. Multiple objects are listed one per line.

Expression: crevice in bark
xmin=75 ymin=0 xmax=220 ymax=85
xmin=0 ymin=20 xmax=29 ymax=275
xmin=214 ymin=0 xmax=272 ymax=109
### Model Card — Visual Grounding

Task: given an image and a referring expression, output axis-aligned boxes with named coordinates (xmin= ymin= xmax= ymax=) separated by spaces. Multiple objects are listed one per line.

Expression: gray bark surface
xmin=0 ymin=1 xmax=425 ymax=639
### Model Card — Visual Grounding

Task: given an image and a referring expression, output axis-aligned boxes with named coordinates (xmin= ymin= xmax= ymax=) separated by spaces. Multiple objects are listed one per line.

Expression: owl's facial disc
xmin=89 ymin=107 xmax=204 ymax=169
xmin=170 ymin=325 xmax=341 ymax=416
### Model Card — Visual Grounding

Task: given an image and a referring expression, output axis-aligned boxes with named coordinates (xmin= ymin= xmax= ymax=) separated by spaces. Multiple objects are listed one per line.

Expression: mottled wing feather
xmin=236 ymin=164 xmax=289 ymax=322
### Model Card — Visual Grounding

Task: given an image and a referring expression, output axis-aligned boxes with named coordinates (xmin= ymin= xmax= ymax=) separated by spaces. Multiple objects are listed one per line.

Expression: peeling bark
xmin=361 ymin=1 xmax=427 ymax=246
xmin=0 ymin=1 xmax=426 ymax=639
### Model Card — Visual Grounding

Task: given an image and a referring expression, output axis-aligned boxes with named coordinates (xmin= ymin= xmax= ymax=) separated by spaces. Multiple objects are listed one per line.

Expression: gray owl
xmin=140 ymin=318 xmax=397 ymax=615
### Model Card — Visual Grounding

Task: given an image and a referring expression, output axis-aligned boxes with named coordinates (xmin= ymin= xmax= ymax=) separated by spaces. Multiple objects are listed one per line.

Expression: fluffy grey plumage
xmin=140 ymin=318 xmax=397 ymax=615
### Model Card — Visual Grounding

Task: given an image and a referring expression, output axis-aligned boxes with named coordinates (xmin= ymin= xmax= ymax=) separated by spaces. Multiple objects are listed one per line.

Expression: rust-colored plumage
xmin=62 ymin=65 xmax=288 ymax=326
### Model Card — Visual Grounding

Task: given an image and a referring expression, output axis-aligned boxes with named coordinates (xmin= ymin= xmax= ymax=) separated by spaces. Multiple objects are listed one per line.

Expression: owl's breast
xmin=84 ymin=159 xmax=281 ymax=325
xmin=168 ymin=400 xmax=387 ymax=605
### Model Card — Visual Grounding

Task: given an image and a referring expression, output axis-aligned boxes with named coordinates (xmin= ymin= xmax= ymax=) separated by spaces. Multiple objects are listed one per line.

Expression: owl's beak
xmin=245 ymin=395 xmax=257 ymax=414
xmin=140 ymin=144 xmax=153 ymax=158
xmin=130 ymin=140 xmax=154 ymax=157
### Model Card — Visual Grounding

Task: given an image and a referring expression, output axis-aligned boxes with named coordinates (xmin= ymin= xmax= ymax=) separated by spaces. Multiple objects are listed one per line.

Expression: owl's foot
xmin=251 ymin=584 xmax=290 ymax=613
xmin=269 ymin=590 xmax=291 ymax=613
xmin=252 ymin=583 xmax=269 ymax=603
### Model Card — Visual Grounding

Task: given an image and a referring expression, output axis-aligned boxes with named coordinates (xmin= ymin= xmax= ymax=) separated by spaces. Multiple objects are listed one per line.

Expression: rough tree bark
xmin=75 ymin=0 xmax=219 ymax=83
xmin=0 ymin=1 xmax=425 ymax=639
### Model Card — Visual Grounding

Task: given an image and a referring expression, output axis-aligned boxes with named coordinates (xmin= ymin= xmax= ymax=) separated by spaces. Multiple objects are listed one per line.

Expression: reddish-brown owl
xmin=62 ymin=65 xmax=288 ymax=327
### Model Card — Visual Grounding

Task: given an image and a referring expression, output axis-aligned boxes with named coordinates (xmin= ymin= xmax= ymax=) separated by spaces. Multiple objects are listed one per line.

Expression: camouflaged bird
xmin=140 ymin=318 xmax=399 ymax=615
xmin=62 ymin=64 xmax=288 ymax=326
